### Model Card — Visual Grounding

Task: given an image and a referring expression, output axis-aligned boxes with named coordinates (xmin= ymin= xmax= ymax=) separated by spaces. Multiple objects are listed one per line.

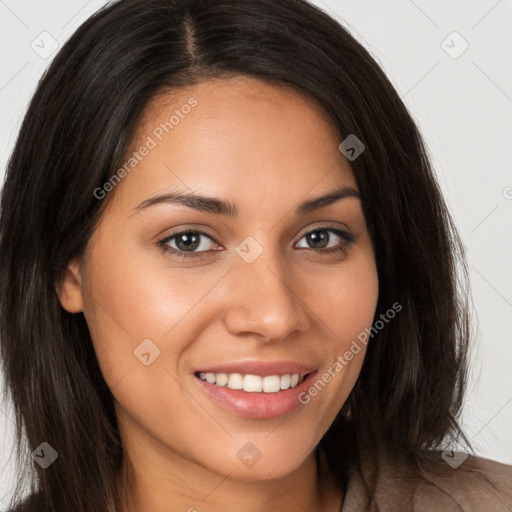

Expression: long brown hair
xmin=0 ymin=1 xmax=473 ymax=510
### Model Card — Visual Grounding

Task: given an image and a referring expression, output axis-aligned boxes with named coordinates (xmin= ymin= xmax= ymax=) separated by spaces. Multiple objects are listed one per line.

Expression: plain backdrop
xmin=1 ymin=0 xmax=511 ymax=508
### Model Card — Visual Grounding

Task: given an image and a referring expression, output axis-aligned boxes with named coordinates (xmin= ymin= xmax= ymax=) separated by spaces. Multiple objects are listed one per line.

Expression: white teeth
xmin=227 ymin=373 xmax=243 ymax=390
xmin=262 ymin=375 xmax=281 ymax=393
xmin=215 ymin=373 xmax=228 ymax=386
xmin=198 ymin=372 xmax=305 ymax=392
xmin=243 ymin=374 xmax=262 ymax=392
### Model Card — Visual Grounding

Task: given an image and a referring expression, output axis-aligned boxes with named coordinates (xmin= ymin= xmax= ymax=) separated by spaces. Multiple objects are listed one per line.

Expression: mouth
xmin=192 ymin=361 xmax=318 ymax=419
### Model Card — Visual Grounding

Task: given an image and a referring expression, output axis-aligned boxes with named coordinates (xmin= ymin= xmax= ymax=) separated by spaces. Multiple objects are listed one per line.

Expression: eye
xmin=295 ymin=227 xmax=355 ymax=255
xmin=157 ymin=230 xmax=221 ymax=259
xmin=157 ymin=226 xmax=355 ymax=261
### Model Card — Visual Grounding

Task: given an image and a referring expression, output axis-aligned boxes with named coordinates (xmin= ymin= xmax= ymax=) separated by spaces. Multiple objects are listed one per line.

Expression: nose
xmin=221 ymin=247 xmax=311 ymax=343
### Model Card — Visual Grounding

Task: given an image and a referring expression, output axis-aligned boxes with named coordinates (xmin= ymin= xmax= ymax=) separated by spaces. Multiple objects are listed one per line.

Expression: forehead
xmin=110 ymin=76 xmax=357 ymax=213
xmin=138 ymin=75 xmax=340 ymax=138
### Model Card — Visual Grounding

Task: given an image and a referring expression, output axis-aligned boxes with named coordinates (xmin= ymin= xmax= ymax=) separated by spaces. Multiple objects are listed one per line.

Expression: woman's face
xmin=58 ymin=76 xmax=378 ymax=483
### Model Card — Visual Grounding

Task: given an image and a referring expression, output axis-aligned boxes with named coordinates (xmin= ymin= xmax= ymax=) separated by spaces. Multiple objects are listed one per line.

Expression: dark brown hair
xmin=0 ymin=0 xmax=474 ymax=510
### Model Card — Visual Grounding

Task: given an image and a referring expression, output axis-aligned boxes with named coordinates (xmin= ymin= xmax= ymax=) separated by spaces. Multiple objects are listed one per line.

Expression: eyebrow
xmin=132 ymin=186 xmax=360 ymax=217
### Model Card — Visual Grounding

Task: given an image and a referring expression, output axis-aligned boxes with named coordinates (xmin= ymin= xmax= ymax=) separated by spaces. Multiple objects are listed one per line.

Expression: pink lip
xmin=193 ymin=364 xmax=318 ymax=420
xmin=195 ymin=360 xmax=318 ymax=377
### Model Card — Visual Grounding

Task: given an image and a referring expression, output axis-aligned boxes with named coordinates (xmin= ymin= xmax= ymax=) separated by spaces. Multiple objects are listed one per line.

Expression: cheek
xmin=83 ymin=241 xmax=225 ymax=341
xmin=308 ymin=255 xmax=379 ymax=346
xmin=299 ymin=252 xmax=378 ymax=412
xmin=80 ymin=239 xmax=232 ymax=392
xmin=81 ymin=247 xmax=215 ymax=442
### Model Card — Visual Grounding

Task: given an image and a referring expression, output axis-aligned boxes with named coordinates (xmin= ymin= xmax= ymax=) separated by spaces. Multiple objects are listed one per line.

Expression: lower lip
xmin=194 ymin=372 xmax=318 ymax=419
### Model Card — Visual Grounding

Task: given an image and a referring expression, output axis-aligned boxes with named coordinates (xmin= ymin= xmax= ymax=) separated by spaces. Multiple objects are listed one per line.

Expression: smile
xmin=196 ymin=372 xmax=306 ymax=393
xmin=193 ymin=361 xmax=318 ymax=419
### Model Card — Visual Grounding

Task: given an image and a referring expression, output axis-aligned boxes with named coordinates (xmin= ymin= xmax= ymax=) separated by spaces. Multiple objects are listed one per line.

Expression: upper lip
xmin=194 ymin=360 xmax=318 ymax=377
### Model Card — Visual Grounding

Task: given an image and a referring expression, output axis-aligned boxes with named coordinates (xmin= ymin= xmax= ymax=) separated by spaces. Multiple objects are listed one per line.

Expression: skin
xmin=56 ymin=76 xmax=379 ymax=512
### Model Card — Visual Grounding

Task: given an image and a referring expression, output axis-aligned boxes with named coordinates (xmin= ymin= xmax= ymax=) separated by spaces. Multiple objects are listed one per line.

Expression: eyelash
xmin=156 ymin=226 xmax=356 ymax=261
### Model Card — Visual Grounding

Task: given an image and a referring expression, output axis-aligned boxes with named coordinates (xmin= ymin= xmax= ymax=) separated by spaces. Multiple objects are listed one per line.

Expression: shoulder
xmin=342 ymin=450 xmax=512 ymax=511
xmin=413 ymin=451 xmax=512 ymax=511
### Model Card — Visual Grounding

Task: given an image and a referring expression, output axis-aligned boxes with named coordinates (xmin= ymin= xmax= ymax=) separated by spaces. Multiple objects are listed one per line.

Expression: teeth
xmin=228 ymin=373 xmax=243 ymax=390
xmin=262 ymin=375 xmax=281 ymax=393
xmin=197 ymin=372 xmax=305 ymax=392
xmin=215 ymin=373 xmax=228 ymax=386
xmin=243 ymin=374 xmax=262 ymax=392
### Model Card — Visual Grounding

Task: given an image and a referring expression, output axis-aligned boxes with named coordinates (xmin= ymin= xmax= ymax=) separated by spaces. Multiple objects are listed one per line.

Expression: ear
xmin=55 ymin=258 xmax=85 ymax=313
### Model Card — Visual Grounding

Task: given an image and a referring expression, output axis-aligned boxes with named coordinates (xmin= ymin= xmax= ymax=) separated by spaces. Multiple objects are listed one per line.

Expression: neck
xmin=115 ymin=444 xmax=342 ymax=512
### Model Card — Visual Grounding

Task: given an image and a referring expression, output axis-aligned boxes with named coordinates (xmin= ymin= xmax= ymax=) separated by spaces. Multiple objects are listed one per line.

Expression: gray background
xmin=1 ymin=0 xmax=511 ymax=507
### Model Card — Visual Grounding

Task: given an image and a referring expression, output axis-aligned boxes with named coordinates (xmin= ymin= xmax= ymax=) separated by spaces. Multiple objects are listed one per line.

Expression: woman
xmin=1 ymin=0 xmax=510 ymax=511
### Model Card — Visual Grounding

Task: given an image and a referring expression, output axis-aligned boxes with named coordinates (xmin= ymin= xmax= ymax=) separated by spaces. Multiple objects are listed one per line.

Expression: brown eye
xmin=157 ymin=230 xmax=221 ymax=259
xmin=295 ymin=228 xmax=355 ymax=254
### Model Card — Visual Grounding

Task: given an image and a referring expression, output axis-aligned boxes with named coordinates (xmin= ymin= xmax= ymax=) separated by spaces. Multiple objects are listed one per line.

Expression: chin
xmin=200 ymin=441 xmax=313 ymax=482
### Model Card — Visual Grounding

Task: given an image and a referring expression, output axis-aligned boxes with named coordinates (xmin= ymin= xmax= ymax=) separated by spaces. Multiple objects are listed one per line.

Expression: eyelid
xmin=294 ymin=221 xmax=351 ymax=241
xmin=157 ymin=224 xmax=218 ymax=239
xmin=157 ymin=228 xmax=219 ymax=249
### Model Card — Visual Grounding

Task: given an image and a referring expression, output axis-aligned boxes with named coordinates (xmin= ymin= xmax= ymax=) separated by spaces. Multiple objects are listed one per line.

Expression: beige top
xmin=339 ymin=450 xmax=512 ymax=511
